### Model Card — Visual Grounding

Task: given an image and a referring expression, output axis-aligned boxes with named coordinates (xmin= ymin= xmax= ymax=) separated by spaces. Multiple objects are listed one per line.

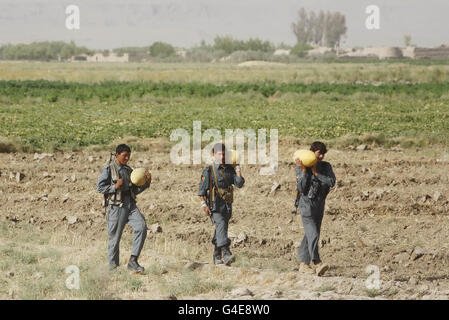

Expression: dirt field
xmin=1 ymin=139 xmax=449 ymax=300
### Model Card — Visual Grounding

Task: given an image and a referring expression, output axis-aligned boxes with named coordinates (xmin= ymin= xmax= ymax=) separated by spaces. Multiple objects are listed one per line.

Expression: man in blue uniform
xmin=295 ymin=141 xmax=336 ymax=276
xmin=97 ymin=144 xmax=151 ymax=272
xmin=198 ymin=143 xmax=245 ymax=265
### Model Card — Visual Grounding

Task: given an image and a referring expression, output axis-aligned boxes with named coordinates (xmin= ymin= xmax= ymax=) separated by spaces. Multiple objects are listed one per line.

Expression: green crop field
xmin=2 ymin=61 xmax=449 ymax=83
xmin=1 ymin=62 xmax=448 ymax=152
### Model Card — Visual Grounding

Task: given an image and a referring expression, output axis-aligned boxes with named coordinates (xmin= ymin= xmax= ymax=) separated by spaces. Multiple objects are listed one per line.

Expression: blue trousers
xmin=107 ymin=198 xmax=147 ymax=267
xmin=297 ymin=199 xmax=325 ymax=264
xmin=211 ymin=211 xmax=232 ymax=248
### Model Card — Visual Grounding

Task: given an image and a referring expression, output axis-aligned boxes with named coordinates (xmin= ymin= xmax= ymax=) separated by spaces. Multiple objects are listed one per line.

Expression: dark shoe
xmin=127 ymin=255 xmax=144 ymax=273
xmin=222 ymin=246 xmax=235 ymax=266
xmin=213 ymin=246 xmax=223 ymax=265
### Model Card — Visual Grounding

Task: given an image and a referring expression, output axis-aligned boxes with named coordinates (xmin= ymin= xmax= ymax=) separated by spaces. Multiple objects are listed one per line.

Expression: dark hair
xmin=212 ymin=143 xmax=226 ymax=154
xmin=116 ymin=144 xmax=131 ymax=155
xmin=310 ymin=141 xmax=327 ymax=154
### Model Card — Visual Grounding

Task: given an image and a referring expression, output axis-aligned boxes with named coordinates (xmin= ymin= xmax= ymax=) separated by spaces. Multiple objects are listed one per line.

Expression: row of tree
xmin=211 ymin=36 xmax=275 ymax=54
xmin=292 ymin=8 xmax=347 ymax=48
xmin=0 ymin=41 xmax=179 ymax=60
xmin=0 ymin=41 xmax=92 ymax=61
xmin=113 ymin=42 xmax=176 ymax=58
xmin=0 ymin=8 xmax=348 ymax=61
xmin=0 ymin=38 xmax=281 ymax=61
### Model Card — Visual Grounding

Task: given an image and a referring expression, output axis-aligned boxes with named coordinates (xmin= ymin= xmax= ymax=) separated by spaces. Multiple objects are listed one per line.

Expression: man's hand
xmin=200 ymin=197 xmax=211 ymax=216
xmin=295 ymin=159 xmax=306 ymax=173
xmin=311 ymin=163 xmax=318 ymax=176
xmin=203 ymin=206 xmax=211 ymax=216
xmin=235 ymin=165 xmax=242 ymax=177
xmin=115 ymin=178 xmax=123 ymax=190
xmin=144 ymin=170 xmax=151 ymax=185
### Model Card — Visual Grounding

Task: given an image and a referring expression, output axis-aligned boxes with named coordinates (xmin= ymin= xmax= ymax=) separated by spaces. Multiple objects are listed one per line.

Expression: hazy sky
xmin=1 ymin=0 xmax=448 ymax=49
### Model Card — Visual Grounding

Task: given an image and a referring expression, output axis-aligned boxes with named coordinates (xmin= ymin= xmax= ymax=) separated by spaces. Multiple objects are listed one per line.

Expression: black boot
xmin=213 ymin=246 xmax=223 ymax=265
xmin=222 ymin=246 xmax=235 ymax=266
xmin=127 ymin=255 xmax=144 ymax=273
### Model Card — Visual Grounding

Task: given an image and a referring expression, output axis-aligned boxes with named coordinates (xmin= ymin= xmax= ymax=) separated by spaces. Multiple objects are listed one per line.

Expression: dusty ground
xmin=1 ymin=139 xmax=449 ymax=300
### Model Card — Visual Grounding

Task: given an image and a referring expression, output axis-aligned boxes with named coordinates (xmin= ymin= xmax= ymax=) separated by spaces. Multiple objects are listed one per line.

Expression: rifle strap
xmin=110 ymin=158 xmax=119 ymax=182
xmin=208 ymin=165 xmax=214 ymax=205
xmin=110 ymin=160 xmax=122 ymax=204
xmin=211 ymin=164 xmax=221 ymax=199
xmin=108 ymin=156 xmax=136 ymax=206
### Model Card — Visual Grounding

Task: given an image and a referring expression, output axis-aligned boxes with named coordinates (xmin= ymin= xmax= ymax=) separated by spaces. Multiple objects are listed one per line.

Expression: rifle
xmin=208 ymin=165 xmax=214 ymax=225
xmin=291 ymin=190 xmax=300 ymax=215
xmin=102 ymin=152 xmax=115 ymax=216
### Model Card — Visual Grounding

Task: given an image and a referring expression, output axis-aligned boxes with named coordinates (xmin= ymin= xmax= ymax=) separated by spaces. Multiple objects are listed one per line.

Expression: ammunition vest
xmin=210 ymin=165 xmax=234 ymax=204
xmin=108 ymin=161 xmax=136 ymax=207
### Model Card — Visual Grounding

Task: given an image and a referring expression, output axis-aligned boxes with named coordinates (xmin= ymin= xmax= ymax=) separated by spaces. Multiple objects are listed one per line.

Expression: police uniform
xmin=97 ymin=161 xmax=150 ymax=268
xmin=198 ymin=161 xmax=245 ymax=263
xmin=296 ymin=161 xmax=336 ymax=265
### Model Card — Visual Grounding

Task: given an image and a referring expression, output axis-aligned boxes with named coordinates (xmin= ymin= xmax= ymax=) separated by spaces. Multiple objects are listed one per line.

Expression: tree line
xmin=0 ymin=8 xmax=348 ymax=61
xmin=0 ymin=37 xmax=280 ymax=61
xmin=292 ymin=8 xmax=347 ymax=48
xmin=0 ymin=41 xmax=179 ymax=61
xmin=0 ymin=41 xmax=92 ymax=61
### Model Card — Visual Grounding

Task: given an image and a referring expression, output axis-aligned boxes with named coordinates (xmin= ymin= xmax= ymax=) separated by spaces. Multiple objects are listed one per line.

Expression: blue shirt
xmin=97 ymin=162 xmax=150 ymax=201
xmin=296 ymin=161 xmax=336 ymax=201
xmin=198 ymin=161 xmax=245 ymax=214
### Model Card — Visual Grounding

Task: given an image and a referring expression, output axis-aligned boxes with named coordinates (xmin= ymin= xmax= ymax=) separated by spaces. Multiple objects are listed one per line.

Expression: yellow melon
xmin=130 ymin=168 xmax=148 ymax=186
xmin=230 ymin=149 xmax=239 ymax=166
xmin=226 ymin=149 xmax=239 ymax=167
xmin=293 ymin=149 xmax=317 ymax=167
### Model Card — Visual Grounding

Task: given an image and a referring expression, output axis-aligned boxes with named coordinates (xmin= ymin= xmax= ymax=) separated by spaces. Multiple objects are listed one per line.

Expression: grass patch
xmin=233 ymin=251 xmax=253 ymax=268
xmin=158 ymin=270 xmax=223 ymax=297
xmin=0 ymin=259 xmax=11 ymax=271
xmin=151 ymin=238 xmax=207 ymax=262
xmin=364 ymin=288 xmax=382 ymax=298
xmin=359 ymin=225 xmax=368 ymax=233
xmin=315 ymin=283 xmax=335 ymax=293
xmin=145 ymin=262 xmax=170 ymax=276
xmin=0 ymin=136 xmax=21 ymax=152
xmin=79 ymin=266 xmax=114 ymax=300
xmin=20 ymin=277 xmax=57 ymax=300
xmin=1 ymin=222 xmax=51 ymax=245
xmin=2 ymin=80 xmax=449 ymax=102
xmin=40 ymin=248 xmax=63 ymax=260
xmin=233 ymin=252 xmax=291 ymax=272
xmin=264 ymin=260 xmax=290 ymax=273
xmin=386 ymin=288 xmax=399 ymax=297
xmin=3 ymin=61 xmax=449 ymax=84
xmin=125 ymin=278 xmax=143 ymax=292
xmin=1 ymin=248 xmax=38 ymax=264
xmin=0 ymin=221 xmax=118 ymax=300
